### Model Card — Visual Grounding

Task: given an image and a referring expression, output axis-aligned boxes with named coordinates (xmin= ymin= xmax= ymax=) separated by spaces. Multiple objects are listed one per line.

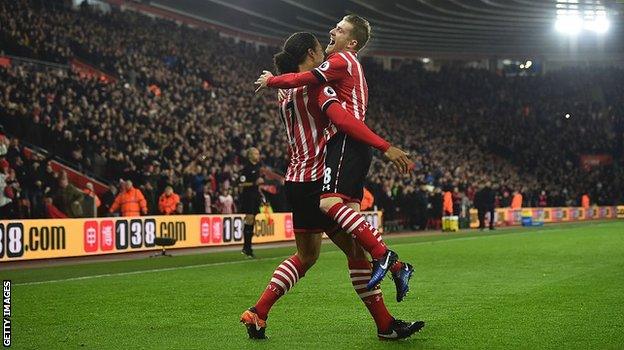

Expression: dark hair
xmin=343 ymin=14 xmax=371 ymax=51
xmin=274 ymin=32 xmax=319 ymax=74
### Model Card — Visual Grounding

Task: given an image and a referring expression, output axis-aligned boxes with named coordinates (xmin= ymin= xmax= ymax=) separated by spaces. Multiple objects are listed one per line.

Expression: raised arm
xmin=255 ymin=54 xmax=349 ymax=91
xmin=319 ymin=86 xmax=413 ymax=174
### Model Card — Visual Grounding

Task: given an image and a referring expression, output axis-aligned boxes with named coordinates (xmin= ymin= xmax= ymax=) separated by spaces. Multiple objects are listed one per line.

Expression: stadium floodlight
xmin=554 ymin=0 xmax=610 ymax=35
xmin=555 ymin=15 xmax=583 ymax=35
xmin=584 ymin=16 xmax=610 ymax=33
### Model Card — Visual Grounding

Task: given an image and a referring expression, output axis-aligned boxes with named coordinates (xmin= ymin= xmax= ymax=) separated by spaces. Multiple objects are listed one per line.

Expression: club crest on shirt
xmin=323 ymin=86 xmax=337 ymax=97
xmin=319 ymin=61 xmax=330 ymax=71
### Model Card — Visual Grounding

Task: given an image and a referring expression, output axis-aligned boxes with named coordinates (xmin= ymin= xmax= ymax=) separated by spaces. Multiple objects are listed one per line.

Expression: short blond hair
xmin=343 ymin=14 xmax=371 ymax=51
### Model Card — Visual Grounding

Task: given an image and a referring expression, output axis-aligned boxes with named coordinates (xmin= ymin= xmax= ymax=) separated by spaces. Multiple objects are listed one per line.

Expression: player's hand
xmin=256 ymin=177 xmax=265 ymax=185
xmin=383 ymin=146 xmax=413 ymax=174
xmin=254 ymin=70 xmax=274 ymax=93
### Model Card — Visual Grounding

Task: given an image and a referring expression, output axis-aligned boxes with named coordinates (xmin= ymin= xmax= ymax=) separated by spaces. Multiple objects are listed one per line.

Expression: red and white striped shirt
xmin=312 ymin=51 xmax=368 ymax=139
xmin=271 ymin=52 xmax=391 ymax=183
xmin=278 ymin=85 xmax=339 ymax=182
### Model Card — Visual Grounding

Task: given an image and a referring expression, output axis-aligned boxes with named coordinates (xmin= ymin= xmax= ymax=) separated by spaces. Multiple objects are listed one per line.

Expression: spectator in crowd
xmin=581 ymin=193 xmax=590 ymax=209
xmin=199 ymin=184 xmax=213 ymax=214
xmin=44 ymin=197 xmax=67 ymax=218
xmin=100 ymin=183 xmax=117 ymax=216
xmin=511 ymin=190 xmax=523 ymax=209
xmin=413 ymin=185 xmax=429 ymax=230
xmin=158 ymin=185 xmax=179 ymax=215
xmin=109 ymin=180 xmax=147 ymax=216
xmin=428 ymin=188 xmax=443 ymax=229
xmin=181 ymin=187 xmax=197 ymax=214
xmin=82 ymin=182 xmax=100 ymax=217
xmin=443 ymin=190 xmax=453 ymax=216
xmin=217 ymin=188 xmax=236 ymax=214
xmin=361 ymin=187 xmax=374 ymax=211
xmin=0 ymin=173 xmax=13 ymax=218
xmin=142 ymin=181 xmax=158 ymax=216
xmin=175 ymin=202 xmax=184 ymax=215
xmin=53 ymin=174 xmax=85 ymax=217
xmin=538 ymin=191 xmax=548 ymax=207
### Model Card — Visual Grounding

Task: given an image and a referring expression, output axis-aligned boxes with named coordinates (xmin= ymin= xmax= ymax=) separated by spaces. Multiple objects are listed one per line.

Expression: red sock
xmin=254 ymin=255 xmax=306 ymax=320
xmin=348 ymin=259 xmax=394 ymax=332
xmin=327 ymin=203 xmax=387 ymax=259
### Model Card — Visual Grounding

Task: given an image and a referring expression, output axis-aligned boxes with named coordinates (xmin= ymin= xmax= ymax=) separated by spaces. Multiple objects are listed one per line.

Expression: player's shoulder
xmin=321 ymin=52 xmax=351 ymax=68
xmin=329 ymin=50 xmax=359 ymax=63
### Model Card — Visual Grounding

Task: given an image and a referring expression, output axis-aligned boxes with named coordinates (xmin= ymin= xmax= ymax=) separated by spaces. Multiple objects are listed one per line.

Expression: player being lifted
xmin=242 ymin=32 xmax=424 ymax=340
xmin=255 ymin=15 xmax=415 ymax=292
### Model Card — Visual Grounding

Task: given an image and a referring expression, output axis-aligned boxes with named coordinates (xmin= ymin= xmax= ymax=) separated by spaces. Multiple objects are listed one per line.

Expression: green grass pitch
xmin=2 ymin=221 xmax=624 ymax=349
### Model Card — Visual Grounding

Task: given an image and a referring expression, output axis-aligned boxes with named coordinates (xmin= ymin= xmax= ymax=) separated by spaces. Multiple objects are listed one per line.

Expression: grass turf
xmin=2 ymin=221 xmax=624 ymax=349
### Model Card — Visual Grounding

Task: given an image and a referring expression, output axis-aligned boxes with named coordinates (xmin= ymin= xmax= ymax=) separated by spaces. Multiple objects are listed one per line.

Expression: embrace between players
xmin=241 ymin=15 xmax=425 ymax=340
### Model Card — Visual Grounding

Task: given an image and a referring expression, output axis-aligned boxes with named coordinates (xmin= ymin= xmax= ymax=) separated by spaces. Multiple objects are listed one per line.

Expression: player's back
xmin=278 ymin=85 xmax=331 ymax=183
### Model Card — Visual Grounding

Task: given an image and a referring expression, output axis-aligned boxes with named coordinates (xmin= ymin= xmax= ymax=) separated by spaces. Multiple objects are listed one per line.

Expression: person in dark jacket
xmin=100 ymin=183 xmax=118 ymax=217
xmin=53 ymin=175 xmax=85 ymax=218
xmin=475 ymin=181 xmax=496 ymax=230
xmin=414 ymin=185 xmax=429 ymax=230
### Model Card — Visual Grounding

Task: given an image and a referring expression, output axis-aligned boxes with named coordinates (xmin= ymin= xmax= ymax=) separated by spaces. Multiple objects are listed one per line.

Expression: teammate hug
xmin=242 ymin=14 xmax=424 ymax=340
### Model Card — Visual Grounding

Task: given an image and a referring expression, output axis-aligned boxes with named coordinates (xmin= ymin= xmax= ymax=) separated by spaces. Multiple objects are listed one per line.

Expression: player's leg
xmin=242 ymin=214 xmax=254 ymax=256
xmin=488 ymin=208 xmax=496 ymax=230
xmin=241 ymin=193 xmax=260 ymax=257
xmin=327 ymin=230 xmax=424 ymax=339
xmin=478 ymin=208 xmax=486 ymax=230
xmin=241 ymin=181 xmax=323 ymax=339
xmin=320 ymin=195 xmax=387 ymax=258
xmin=320 ymin=134 xmax=402 ymax=289
xmin=253 ymin=233 xmax=321 ymax=319
xmin=344 ymin=201 xmax=413 ymax=302
xmin=241 ymin=232 xmax=322 ymax=339
xmin=320 ymin=135 xmax=387 ymax=256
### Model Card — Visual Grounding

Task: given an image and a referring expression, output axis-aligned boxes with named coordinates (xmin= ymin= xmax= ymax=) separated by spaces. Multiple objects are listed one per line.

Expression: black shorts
xmin=240 ymin=191 xmax=261 ymax=215
xmin=321 ymin=133 xmax=372 ymax=203
xmin=285 ymin=180 xmax=337 ymax=233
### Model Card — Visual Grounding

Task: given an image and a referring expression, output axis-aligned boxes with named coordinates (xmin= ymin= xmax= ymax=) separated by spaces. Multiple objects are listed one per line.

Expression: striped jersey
xmin=311 ymin=51 xmax=368 ymax=140
xmin=278 ymin=84 xmax=340 ymax=182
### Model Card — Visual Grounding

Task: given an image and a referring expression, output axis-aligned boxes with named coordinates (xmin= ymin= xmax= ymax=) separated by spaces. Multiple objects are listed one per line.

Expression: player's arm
xmin=257 ymin=70 xmax=319 ymax=91
xmin=319 ymin=86 xmax=413 ymax=174
xmin=256 ymin=55 xmax=349 ymax=91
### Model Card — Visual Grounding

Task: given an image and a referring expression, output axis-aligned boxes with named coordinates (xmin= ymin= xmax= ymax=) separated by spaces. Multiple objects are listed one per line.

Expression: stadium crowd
xmin=0 ymin=0 xmax=622 ymax=225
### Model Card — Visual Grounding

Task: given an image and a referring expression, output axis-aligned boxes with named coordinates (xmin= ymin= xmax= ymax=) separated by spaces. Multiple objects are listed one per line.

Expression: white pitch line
xmin=11 ymin=225 xmax=590 ymax=287
xmin=14 ymin=256 xmax=286 ymax=286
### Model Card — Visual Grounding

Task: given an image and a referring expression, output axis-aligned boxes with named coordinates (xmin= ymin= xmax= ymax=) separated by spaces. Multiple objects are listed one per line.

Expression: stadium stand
xmin=0 ymin=0 xmax=622 ymax=225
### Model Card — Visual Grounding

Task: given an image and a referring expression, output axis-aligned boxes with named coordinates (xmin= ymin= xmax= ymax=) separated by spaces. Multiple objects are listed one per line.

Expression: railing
xmin=1 ymin=54 xmax=69 ymax=70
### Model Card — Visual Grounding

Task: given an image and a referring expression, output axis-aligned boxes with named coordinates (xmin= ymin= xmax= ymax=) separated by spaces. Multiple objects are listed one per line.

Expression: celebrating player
xmin=241 ymin=32 xmax=424 ymax=340
xmin=255 ymin=15 xmax=414 ymax=292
